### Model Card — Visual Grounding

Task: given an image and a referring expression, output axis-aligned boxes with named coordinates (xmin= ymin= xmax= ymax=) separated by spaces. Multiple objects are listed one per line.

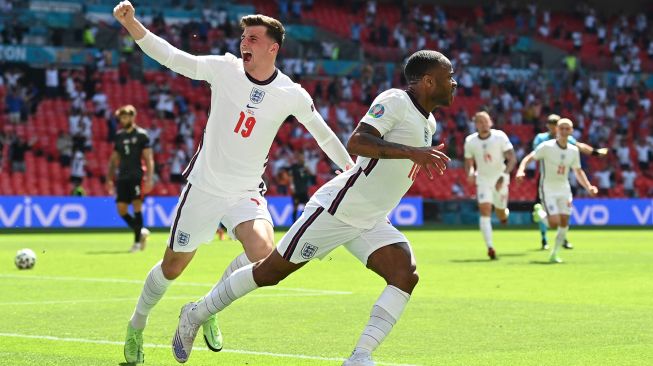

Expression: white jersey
xmin=311 ymin=89 xmax=436 ymax=229
xmin=464 ymin=129 xmax=513 ymax=185
xmin=534 ymin=139 xmax=581 ymax=193
xmin=136 ymin=32 xmax=352 ymax=197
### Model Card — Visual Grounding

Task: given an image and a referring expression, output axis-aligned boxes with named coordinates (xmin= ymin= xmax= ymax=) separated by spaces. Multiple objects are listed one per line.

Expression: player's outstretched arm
xmin=515 ymin=151 xmax=535 ymax=182
xmin=576 ymin=141 xmax=608 ymax=157
xmin=348 ymin=122 xmax=450 ymax=179
xmin=573 ymin=167 xmax=598 ymax=196
xmin=300 ymin=113 xmax=354 ymax=170
xmin=114 ymin=1 xmax=210 ymax=81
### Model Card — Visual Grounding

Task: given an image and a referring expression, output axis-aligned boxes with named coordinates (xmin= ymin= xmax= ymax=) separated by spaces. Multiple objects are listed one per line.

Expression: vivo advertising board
xmin=0 ymin=196 xmax=423 ymax=229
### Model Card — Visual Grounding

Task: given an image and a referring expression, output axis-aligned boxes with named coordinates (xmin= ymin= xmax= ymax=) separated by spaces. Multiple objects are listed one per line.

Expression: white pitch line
xmin=0 ymin=332 xmax=420 ymax=366
xmin=0 ymin=274 xmax=352 ymax=295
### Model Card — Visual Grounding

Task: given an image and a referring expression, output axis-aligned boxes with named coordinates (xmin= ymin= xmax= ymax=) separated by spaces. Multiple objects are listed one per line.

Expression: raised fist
xmin=113 ymin=1 xmax=135 ymax=25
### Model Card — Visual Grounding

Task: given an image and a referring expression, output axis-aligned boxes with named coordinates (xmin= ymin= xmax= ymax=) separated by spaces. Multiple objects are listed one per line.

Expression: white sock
xmin=190 ymin=263 xmax=258 ymax=324
xmin=480 ymin=216 xmax=493 ymax=248
xmin=220 ymin=253 xmax=252 ymax=282
xmin=551 ymin=226 xmax=568 ymax=257
xmin=353 ymin=285 xmax=410 ymax=354
xmin=130 ymin=260 xmax=172 ymax=329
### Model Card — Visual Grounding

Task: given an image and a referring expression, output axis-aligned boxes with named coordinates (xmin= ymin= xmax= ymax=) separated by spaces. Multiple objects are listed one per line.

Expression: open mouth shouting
xmin=242 ymin=50 xmax=253 ymax=63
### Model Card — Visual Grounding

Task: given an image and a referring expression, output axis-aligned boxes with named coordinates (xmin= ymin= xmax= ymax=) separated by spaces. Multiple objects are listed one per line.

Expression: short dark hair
xmin=240 ymin=14 xmax=285 ymax=47
xmin=404 ymin=50 xmax=449 ymax=84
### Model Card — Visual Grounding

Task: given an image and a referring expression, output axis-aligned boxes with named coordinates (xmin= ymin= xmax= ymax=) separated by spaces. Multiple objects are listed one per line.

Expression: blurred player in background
xmin=169 ymin=50 xmax=455 ymax=366
xmin=530 ymin=114 xmax=607 ymax=250
xmin=113 ymin=1 xmax=354 ymax=363
xmin=517 ymin=118 xmax=598 ymax=263
xmin=464 ymin=111 xmax=516 ymax=259
xmin=106 ymin=104 xmax=153 ymax=253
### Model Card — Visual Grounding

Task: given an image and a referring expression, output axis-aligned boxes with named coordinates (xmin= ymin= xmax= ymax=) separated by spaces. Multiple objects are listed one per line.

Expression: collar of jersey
xmin=404 ymin=89 xmax=430 ymax=119
xmin=246 ymin=69 xmax=279 ymax=86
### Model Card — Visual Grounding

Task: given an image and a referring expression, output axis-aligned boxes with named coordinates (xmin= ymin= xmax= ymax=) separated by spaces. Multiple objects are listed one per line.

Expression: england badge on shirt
xmin=250 ymin=87 xmax=266 ymax=104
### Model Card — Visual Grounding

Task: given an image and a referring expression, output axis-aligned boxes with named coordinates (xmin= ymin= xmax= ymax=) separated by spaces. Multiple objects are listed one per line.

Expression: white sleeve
xmin=359 ymin=90 xmax=401 ymax=136
xmin=135 ymin=31 xmax=238 ymax=84
xmin=295 ymin=88 xmax=354 ymax=170
xmin=501 ymin=131 xmax=514 ymax=152
xmin=533 ymin=144 xmax=546 ymax=161
xmin=572 ymin=148 xmax=582 ymax=169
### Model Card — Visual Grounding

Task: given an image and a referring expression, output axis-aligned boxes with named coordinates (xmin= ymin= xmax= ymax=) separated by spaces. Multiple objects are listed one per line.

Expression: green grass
xmin=1 ymin=229 xmax=652 ymax=366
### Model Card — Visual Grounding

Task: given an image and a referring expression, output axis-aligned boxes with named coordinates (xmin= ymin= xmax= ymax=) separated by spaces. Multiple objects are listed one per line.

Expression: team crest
xmin=177 ymin=231 xmax=190 ymax=246
xmin=367 ymin=104 xmax=385 ymax=118
xmin=300 ymin=242 xmax=318 ymax=260
xmin=561 ymin=154 xmax=565 ymax=160
xmin=250 ymin=87 xmax=266 ymax=104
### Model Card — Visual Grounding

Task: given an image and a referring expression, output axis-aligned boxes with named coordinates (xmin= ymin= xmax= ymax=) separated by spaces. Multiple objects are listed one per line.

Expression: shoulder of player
xmin=135 ymin=126 xmax=150 ymax=136
xmin=464 ymin=132 xmax=479 ymax=143
xmin=491 ymin=129 xmax=509 ymax=139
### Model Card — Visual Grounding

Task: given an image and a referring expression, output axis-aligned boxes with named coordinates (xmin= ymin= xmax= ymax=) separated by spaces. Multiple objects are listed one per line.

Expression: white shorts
xmin=168 ymin=183 xmax=273 ymax=252
xmin=542 ymin=190 xmax=573 ymax=216
xmin=276 ymin=203 xmax=410 ymax=264
xmin=476 ymin=182 xmax=509 ymax=209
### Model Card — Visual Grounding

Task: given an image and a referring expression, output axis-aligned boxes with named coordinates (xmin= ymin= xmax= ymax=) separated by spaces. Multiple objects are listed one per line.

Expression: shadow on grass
xmin=529 ymin=260 xmax=563 ymax=265
xmin=450 ymin=259 xmax=495 ymax=263
xmin=86 ymin=250 xmax=131 ymax=255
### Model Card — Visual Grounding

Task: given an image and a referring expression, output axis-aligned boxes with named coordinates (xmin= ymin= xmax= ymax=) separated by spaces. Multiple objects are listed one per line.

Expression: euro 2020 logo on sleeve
xmin=250 ymin=87 xmax=266 ymax=104
xmin=367 ymin=104 xmax=385 ymax=118
xmin=301 ymin=242 xmax=318 ymax=259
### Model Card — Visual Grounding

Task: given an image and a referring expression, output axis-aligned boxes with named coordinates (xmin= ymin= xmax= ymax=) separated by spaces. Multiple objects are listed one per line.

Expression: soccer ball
xmin=15 ymin=249 xmax=36 ymax=270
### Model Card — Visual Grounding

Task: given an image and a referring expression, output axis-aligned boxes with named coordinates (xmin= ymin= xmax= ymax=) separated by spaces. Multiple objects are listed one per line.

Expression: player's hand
xmin=105 ymin=180 xmax=114 ymax=195
xmin=495 ymin=176 xmax=504 ymax=191
xmin=588 ymin=185 xmax=598 ymax=196
xmin=515 ymin=170 xmax=526 ymax=183
xmin=142 ymin=178 xmax=153 ymax=194
xmin=596 ymin=148 xmax=608 ymax=157
xmin=409 ymin=144 xmax=450 ymax=180
xmin=335 ymin=164 xmax=352 ymax=175
xmin=113 ymin=1 xmax=136 ymax=26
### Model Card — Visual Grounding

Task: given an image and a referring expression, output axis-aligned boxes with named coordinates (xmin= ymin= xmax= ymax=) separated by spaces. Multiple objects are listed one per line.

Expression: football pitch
xmin=1 ymin=229 xmax=651 ymax=366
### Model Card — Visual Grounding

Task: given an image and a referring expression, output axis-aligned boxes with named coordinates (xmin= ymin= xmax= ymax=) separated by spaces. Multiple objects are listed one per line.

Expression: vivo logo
xmin=143 ymin=198 xmax=178 ymax=227
xmin=0 ymin=197 xmax=86 ymax=227
xmin=571 ymin=205 xmax=610 ymax=225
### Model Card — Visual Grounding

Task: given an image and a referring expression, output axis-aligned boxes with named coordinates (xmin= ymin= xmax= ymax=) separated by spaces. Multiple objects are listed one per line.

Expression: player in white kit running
xmin=516 ymin=118 xmax=597 ymax=263
xmin=170 ymin=50 xmax=456 ymax=365
xmin=464 ymin=111 xmax=516 ymax=259
xmin=113 ymin=1 xmax=354 ymax=363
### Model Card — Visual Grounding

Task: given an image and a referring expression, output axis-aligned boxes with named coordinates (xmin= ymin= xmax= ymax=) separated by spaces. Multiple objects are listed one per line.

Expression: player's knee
xmin=160 ymin=262 xmax=184 ymax=280
xmin=389 ymin=268 xmax=419 ymax=293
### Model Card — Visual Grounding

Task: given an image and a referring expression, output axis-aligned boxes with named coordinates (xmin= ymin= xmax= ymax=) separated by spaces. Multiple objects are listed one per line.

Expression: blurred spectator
xmin=45 ymin=64 xmax=60 ymax=98
xmin=290 ymin=151 xmax=314 ymax=221
xmin=621 ymin=167 xmax=637 ymax=198
xmin=593 ymin=164 xmax=612 ymax=197
xmin=70 ymin=150 xmax=86 ymax=186
xmin=5 ymin=88 xmax=23 ymax=124
xmin=9 ymin=134 xmax=35 ymax=173
xmin=56 ymin=131 xmax=73 ymax=166
xmin=156 ymin=91 xmax=175 ymax=119
xmin=169 ymin=143 xmax=188 ymax=183
xmin=452 ymin=178 xmax=465 ymax=198
xmin=613 ymin=137 xmax=632 ymax=169
xmin=275 ymin=168 xmax=292 ymax=195
xmin=148 ymin=122 xmax=162 ymax=153
xmin=92 ymin=89 xmax=109 ymax=117
xmin=635 ymin=136 xmax=651 ymax=173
